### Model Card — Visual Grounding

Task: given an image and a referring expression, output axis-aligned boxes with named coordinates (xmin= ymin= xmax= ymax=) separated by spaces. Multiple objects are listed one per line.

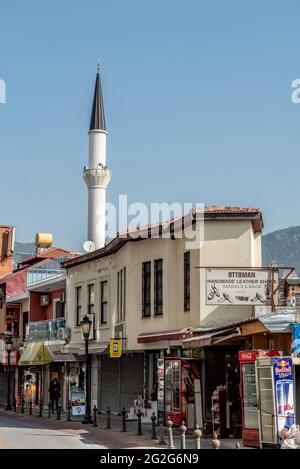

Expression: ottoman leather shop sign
xmin=206 ymin=268 xmax=278 ymax=306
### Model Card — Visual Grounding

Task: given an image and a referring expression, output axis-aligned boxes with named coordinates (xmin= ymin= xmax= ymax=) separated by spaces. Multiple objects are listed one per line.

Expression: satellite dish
xmin=83 ymin=240 xmax=96 ymax=253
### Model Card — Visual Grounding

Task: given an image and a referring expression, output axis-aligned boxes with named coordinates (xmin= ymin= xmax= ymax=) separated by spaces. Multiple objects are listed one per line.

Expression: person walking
xmin=49 ymin=378 xmax=61 ymax=413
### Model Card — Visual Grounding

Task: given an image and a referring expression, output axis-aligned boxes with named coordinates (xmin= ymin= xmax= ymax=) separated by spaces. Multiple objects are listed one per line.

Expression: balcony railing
xmin=26 ymin=318 xmax=66 ymax=342
xmin=27 ymin=256 xmax=67 ymax=286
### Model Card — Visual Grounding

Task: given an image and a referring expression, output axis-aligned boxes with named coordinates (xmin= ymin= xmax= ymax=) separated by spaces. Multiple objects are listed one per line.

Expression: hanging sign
xmin=109 ymin=339 xmax=122 ymax=358
xmin=206 ymin=268 xmax=278 ymax=306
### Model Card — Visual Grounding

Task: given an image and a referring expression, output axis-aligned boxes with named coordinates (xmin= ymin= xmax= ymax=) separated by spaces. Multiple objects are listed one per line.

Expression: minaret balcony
xmin=83 ymin=166 xmax=112 ymax=188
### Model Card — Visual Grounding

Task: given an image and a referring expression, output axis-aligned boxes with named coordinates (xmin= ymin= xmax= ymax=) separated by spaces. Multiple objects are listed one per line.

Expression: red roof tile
xmin=19 ymin=247 xmax=79 ymax=266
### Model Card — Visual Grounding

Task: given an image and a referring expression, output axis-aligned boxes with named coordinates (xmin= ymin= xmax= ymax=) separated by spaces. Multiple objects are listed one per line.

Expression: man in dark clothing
xmin=49 ymin=378 xmax=61 ymax=413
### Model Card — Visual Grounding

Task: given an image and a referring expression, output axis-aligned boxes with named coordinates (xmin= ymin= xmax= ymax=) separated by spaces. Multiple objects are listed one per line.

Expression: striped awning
xmin=18 ymin=342 xmax=53 ymax=366
xmin=137 ymin=328 xmax=189 ymax=344
xmin=47 ymin=344 xmax=76 ymax=362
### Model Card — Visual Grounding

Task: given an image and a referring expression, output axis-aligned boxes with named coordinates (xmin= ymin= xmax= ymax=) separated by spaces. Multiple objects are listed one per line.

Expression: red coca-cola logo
xmin=238 ymin=351 xmax=256 ymax=361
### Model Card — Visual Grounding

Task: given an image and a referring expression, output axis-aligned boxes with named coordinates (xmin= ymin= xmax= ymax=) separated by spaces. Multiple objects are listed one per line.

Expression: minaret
xmin=83 ymin=64 xmax=112 ymax=250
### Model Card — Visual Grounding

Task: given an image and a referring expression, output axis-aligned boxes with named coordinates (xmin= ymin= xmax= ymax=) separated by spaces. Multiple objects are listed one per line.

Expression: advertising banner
xmin=71 ymin=388 xmax=86 ymax=418
xmin=273 ymin=357 xmax=295 ymax=432
xmin=292 ymin=323 xmax=300 ymax=357
xmin=206 ymin=268 xmax=278 ymax=306
xmin=109 ymin=339 xmax=122 ymax=358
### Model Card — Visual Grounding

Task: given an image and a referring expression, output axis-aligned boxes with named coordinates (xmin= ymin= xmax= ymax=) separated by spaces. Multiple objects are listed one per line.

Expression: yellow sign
xmin=109 ymin=339 xmax=122 ymax=358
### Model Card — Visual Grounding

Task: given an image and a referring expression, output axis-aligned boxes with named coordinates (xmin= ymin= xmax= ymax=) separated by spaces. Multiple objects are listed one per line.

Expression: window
xmin=88 ymin=284 xmax=95 ymax=315
xmin=117 ymin=267 xmax=126 ymax=323
xmin=142 ymin=261 xmax=151 ymax=317
xmin=184 ymin=251 xmax=190 ymax=311
xmin=154 ymin=259 xmax=163 ymax=316
xmin=22 ymin=311 xmax=28 ymax=339
xmin=54 ymin=299 xmax=65 ymax=319
xmin=76 ymin=286 xmax=82 ymax=326
xmin=100 ymin=280 xmax=108 ymax=325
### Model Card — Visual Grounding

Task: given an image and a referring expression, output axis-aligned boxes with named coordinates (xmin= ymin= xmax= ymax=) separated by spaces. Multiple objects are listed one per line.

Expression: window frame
xmin=142 ymin=261 xmax=151 ymax=317
xmin=154 ymin=258 xmax=163 ymax=316
xmin=75 ymin=285 xmax=83 ymax=326
xmin=100 ymin=280 xmax=108 ymax=325
xmin=87 ymin=283 xmax=95 ymax=316
xmin=184 ymin=251 xmax=191 ymax=311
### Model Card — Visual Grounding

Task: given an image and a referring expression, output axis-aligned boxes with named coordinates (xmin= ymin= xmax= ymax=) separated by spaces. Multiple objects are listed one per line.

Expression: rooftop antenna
xmin=97 ymin=58 xmax=100 ymax=73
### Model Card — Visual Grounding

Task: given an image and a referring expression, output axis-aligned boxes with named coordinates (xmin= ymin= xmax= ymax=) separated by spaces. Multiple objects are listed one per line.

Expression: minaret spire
xmin=83 ymin=65 xmax=112 ymax=251
xmin=89 ymin=61 xmax=106 ymax=131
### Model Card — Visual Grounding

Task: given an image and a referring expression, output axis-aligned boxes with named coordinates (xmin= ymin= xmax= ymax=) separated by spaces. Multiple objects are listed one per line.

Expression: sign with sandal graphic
xmin=206 ymin=268 xmax=278 ymax=306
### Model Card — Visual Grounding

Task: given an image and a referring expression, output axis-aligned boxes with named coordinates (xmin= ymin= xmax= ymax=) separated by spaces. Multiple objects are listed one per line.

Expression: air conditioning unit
xmin=288 ymin=296 xmax=296 ymax=307
xmin=81 ymin=314 xmax=95 ymax=341
xmin=60 ymin=293 xmax=65 ymax=303
xmin=40 ymin=294 xmax=50 ymax=307
xmin=58 ymin=327 xmax=71 ymax=340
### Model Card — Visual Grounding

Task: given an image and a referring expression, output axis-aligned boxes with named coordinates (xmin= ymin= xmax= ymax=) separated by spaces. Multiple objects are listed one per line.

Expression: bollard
xmin=235 ymin=442 xmax=240 ymax=449
xmin=13 ymin=398 xmax=17 ymax=412
xmin=136 ymin=409 xmax=143 ymax=436
xmin=67 ymin=401 xmax=71 ymax=422
xmin=211 ymin=432 xmax=221 ymax=449
xmin=151 ymin=412 xmax=157 ymax=440
xmin=21 ymin=396 xmax=25 ymax=414
xmin=121 ymin=407 xmax=127 ymax=432
xmin=39 ymin=400 xmax=43 ymax=417
xmin=29 ymin=400 xmax=33 ymax=416
xmin=56 ymin=404 xmax=61 ymax=420
xmin=194 ymin=424 xmax=202 ymax=449
xmin=48 ymin=401 xmax=51 ymax=418
xmin=180 ymin=421 xmax=187 ymax=450
xmin=93 ymin=405 xmax=98 ymax=427
xmin=106 ymin=406 xmax=112 ymax=429
xmin=167 ymin=418 xmax=175 ymax=449
xmin=158 ymin=417 xmax=167 ymax=445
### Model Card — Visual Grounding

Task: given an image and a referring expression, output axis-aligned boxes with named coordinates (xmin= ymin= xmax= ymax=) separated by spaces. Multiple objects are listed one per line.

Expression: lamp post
xmin=80 ymin=315 xmax=92 ymax=424
xmin=5 ymin=337 xmax=13 ymax=411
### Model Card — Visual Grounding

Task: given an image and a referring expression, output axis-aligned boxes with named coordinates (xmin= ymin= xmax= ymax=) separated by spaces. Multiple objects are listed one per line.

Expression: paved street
xmin=0 ymin=413 xmax=104 ymax=449
xmin=0 ymin=408 xmax=249 ymax=449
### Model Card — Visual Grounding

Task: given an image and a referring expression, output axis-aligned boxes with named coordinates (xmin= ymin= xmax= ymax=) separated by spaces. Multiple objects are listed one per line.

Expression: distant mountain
xmin=262 ymin=226 xmax=300 ymax=276
xmin=13 ymin=241 xmax=35 ymax=266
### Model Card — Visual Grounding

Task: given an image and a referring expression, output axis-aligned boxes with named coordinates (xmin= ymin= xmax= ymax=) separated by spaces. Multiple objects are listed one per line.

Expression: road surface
xmin=0 ymin=413 xmax=105 ymax=449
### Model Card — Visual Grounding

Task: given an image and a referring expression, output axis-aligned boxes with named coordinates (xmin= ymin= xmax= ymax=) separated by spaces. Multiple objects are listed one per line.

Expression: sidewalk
xmin=0 ymin=406 xmax=251 ymax=449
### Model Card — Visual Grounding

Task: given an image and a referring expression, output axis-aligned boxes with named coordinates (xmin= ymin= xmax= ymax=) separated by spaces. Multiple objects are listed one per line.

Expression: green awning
xmin=18 ymin=342 xmax=53 ymax=366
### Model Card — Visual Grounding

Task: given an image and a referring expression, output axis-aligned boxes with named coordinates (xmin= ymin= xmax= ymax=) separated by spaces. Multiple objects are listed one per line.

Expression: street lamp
xmin=5 ymin=337 xmax=13 ymax=411
xmin=80 ymin=315 xmax=92 ymax=424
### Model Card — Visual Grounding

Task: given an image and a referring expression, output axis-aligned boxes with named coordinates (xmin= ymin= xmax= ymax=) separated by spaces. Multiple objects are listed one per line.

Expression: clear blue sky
xmin=1 ymin=0 xmax=300 ymax=251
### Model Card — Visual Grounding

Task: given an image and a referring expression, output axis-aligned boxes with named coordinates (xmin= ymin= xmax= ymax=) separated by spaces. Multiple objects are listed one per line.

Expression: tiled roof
xmin=196 ymin=206 xmax=261 ymax=214
xmin=62 ymin=205 xmax=263 ymax=269
xmin=18 ymin=247 xmax=79 ymax=266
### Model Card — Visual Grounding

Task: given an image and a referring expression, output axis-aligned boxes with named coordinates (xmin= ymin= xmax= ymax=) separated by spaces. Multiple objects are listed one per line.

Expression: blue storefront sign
xmin=273 ymin=357 xmax=295 ymax=431
xmin=292 ymin=323 xmax=300 ymax=356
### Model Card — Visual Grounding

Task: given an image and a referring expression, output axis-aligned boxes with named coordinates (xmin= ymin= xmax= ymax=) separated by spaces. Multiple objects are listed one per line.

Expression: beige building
xmin=62 ymin=206 xmax=263 ymax=414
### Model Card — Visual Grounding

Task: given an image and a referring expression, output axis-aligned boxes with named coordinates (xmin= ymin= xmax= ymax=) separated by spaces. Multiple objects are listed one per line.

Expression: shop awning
xmin=182 ymin=327 xmax=241 ymax=349
xmin=137 ymin=328 xmax=190 ymax=344
xmin=18 ymin=342 xmax=53 ymax=366
xmin=47 ymin=344 xmax=76 ymax=362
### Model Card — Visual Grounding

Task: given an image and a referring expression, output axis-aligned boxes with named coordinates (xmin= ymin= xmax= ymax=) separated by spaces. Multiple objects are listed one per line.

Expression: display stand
xmin=211 ymin=385 xmax=227 ymax=438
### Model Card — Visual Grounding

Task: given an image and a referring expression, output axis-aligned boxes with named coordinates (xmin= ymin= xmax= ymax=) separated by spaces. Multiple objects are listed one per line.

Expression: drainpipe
xmin=143 ymin=351 xmax=147 ymax=401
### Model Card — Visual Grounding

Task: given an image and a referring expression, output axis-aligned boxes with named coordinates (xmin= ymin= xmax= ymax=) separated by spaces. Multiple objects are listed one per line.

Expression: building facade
xmin=63 ymin=207 xmax=263 ymax=417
